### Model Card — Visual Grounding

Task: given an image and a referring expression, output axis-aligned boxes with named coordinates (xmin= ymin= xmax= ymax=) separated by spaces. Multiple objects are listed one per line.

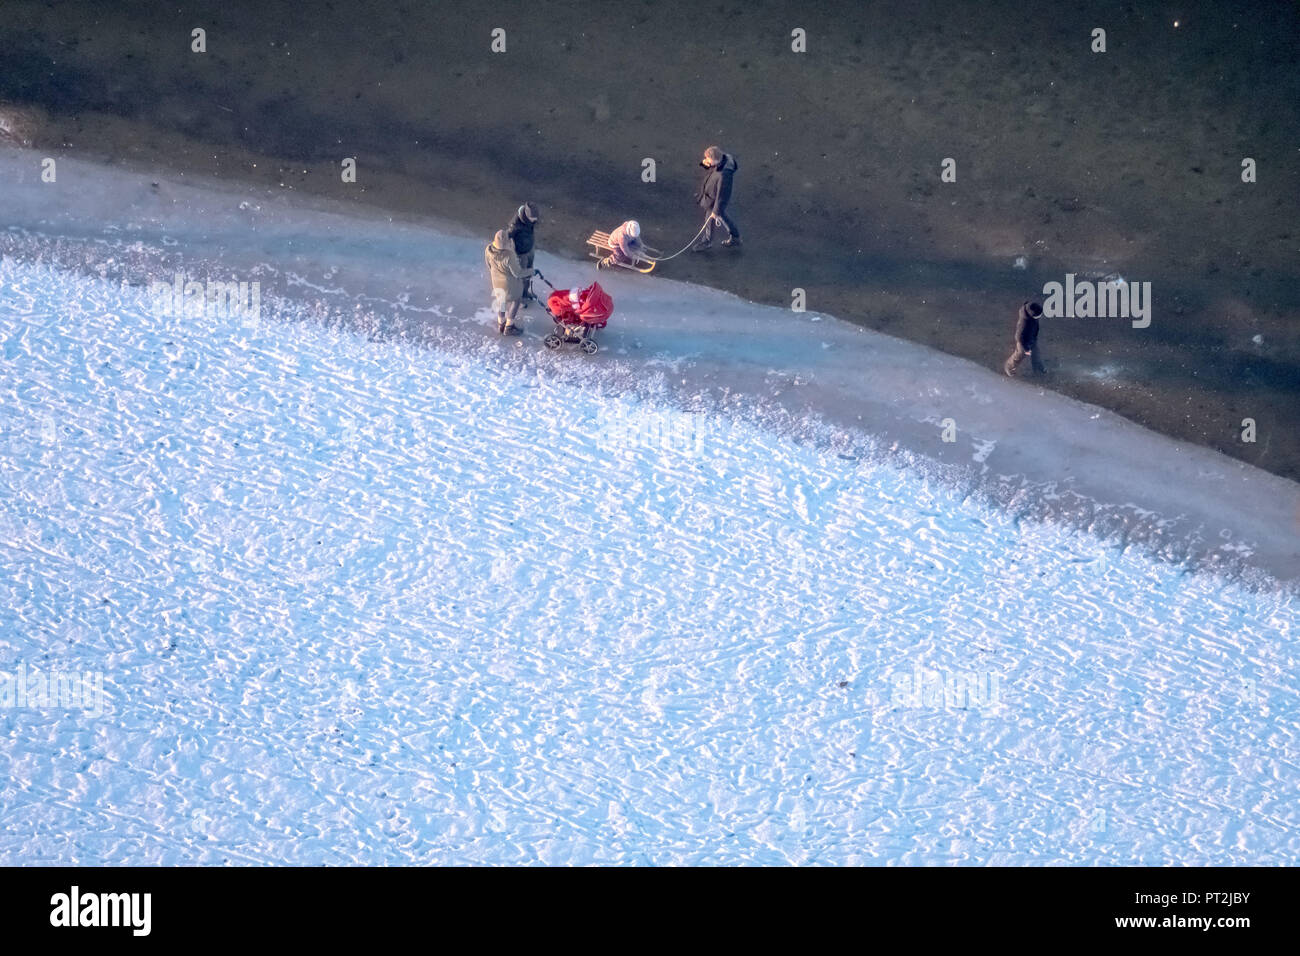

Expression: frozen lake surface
xmin=1 ymin=253 xmax=1295 ymax=864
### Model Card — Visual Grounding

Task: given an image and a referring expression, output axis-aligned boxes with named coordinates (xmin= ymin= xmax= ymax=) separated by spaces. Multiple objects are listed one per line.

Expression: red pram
xmin=540 ymin=280 xmax=613 ymax=354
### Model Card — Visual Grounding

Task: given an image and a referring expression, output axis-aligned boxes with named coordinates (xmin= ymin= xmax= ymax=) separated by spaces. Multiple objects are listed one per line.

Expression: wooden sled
xmin=587 ymin=230 xmax=659 ymax=274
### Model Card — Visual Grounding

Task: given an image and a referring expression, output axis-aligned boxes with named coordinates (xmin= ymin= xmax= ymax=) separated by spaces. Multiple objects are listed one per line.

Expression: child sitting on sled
xmin=599 ymin=220 xmax=646 ymax=269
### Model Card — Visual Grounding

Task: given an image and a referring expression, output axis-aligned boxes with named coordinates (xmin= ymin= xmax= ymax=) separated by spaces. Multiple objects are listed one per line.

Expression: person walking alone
xmin=1004 ymin=300 xmax=1047 ymax=376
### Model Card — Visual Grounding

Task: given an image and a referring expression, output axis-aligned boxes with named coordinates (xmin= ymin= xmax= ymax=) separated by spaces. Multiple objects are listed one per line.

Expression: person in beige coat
xmin=484 ymin=229 xmax=534 ymax=335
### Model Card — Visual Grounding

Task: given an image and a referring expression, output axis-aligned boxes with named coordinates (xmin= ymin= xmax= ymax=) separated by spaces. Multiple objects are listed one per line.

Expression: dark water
xmin=3 ymin=0 xmax=1298 ymax=477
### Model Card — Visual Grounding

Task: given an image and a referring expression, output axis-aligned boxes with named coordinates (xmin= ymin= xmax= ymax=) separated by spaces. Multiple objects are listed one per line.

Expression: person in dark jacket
xmin=507 ymin=202 xmax=540 ymax=301
xmin=692 ymin=146 xmax=741 ymax=250
xmin=1004 ymin=300 xmax=1046 ymax=376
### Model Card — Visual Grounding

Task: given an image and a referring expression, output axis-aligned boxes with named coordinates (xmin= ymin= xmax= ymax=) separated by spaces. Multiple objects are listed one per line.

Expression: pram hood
xmin=548 ymin=281 xmax=613 ymax=325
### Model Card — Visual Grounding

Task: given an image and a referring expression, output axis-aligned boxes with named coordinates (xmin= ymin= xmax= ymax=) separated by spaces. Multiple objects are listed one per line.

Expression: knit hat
xmin=493 ymin=229 xmax=510 ymax=250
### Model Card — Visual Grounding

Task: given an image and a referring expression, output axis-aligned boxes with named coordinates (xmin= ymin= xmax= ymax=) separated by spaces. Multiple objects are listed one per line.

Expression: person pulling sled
xmin=691 ymin=146 xmax=741 ymax=251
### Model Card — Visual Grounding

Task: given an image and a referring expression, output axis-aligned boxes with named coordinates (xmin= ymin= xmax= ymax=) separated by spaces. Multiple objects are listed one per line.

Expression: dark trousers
xmin=1004 ymin=341 xmax=1046 ymax=375
xmin=702 ymin=207 xmax=740 ymax=242
xmin=518 ymin=251 xmax=535 ymax=298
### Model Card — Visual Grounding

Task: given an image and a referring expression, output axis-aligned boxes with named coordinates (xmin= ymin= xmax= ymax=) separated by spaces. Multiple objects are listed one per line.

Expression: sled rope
xmin=647 ymin=216 xmax=716 ymax=263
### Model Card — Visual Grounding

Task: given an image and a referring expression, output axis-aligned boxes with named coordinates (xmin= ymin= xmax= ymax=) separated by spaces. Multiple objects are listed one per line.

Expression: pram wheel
xmin=543 ymin=333 xmax=562 ymax=350
xmin=581 ymin=338 xmax=599 ymax=355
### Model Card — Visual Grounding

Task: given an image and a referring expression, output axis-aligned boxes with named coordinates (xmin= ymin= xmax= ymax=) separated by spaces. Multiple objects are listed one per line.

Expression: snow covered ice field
xmin=1 ymin=251 xmax=1297 ymax=866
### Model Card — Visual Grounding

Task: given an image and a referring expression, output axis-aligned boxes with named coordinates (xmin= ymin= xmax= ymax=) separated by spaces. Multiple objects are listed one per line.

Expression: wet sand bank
xmin=1 ymin=0 xmax=1297 ymax=476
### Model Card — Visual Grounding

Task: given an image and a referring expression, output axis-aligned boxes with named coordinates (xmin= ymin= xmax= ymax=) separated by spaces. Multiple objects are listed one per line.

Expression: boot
xmin=502 ymin=324 xmax=522 ymax=336
xmin=722 ymin=236 xmax=742 ymax=248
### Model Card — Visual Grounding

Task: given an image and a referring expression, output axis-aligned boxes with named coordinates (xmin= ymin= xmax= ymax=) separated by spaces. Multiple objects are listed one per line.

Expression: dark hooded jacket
xmin=695 ymin=154 xmax=738 ymax=215
xmin=507 ymin=210 xmax=536 ymax=256
xmin=1014 ymin=302 xmax=1041 ymax=350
